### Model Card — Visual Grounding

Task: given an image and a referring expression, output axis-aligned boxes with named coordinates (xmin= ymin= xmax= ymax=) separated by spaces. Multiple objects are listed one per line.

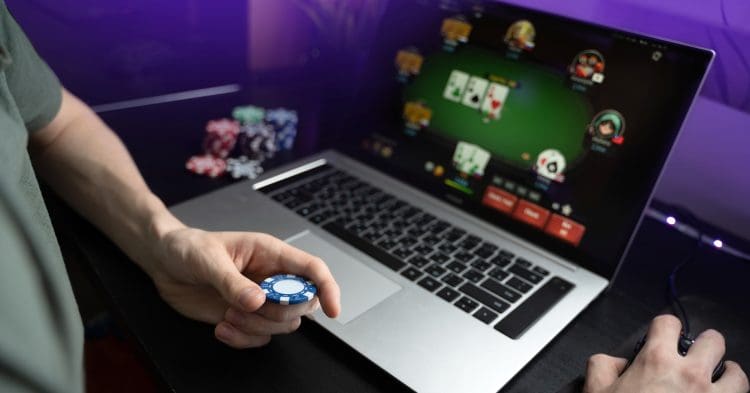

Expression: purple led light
xmin=666 ymin=216 xmax=677 ymax=225
xmin=713 ymin=239 xmax=723 ymax=248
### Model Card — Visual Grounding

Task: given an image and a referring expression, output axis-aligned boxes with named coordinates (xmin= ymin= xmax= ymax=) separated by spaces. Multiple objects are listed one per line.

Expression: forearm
xmin=30 ymin=89 xmax=184 ymax=276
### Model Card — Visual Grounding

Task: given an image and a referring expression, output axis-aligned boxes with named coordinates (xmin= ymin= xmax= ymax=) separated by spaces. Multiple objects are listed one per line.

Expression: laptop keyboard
xmin=261 ymin=164 xmax=574 ymax=339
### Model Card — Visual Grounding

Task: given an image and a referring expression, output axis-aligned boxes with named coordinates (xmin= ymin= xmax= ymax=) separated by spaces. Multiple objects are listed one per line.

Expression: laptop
xmin=170 ymin=1 xmax=713 ymax=391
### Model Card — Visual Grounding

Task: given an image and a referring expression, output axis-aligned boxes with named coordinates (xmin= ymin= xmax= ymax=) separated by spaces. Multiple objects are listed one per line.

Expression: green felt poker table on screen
xmin=404 ymin=45 xmax=593 ymax=169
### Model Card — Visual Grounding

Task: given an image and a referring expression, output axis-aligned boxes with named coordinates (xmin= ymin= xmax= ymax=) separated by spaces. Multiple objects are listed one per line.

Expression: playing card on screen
xmin=481 ymin=83 xmax=509 ymax=120
xmin=443 ymin=70 xmax=470 ymax=102
xmin=461 ymin=76 xmax=489 ymax=109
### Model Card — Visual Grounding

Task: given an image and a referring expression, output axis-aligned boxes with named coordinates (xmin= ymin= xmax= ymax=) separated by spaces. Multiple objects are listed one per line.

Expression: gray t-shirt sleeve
xmin=0 ymin=183 xmax=79 ymax=393
xmin=0 ymin=1 xmax=62 ymax=132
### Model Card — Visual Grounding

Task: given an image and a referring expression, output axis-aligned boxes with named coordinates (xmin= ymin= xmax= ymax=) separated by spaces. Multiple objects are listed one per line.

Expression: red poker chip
xmin=186 ymin=154 xmax=227 ymax=178
xmin=202 ymin=133 xmax=238 ymax=158
xmin=206 ymin=119 xmax=240 ymax=137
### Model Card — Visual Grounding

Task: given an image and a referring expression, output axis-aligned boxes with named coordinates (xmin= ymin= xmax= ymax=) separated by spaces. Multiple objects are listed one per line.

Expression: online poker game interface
xmin=358 ymin=1 xmax=709 ymax=274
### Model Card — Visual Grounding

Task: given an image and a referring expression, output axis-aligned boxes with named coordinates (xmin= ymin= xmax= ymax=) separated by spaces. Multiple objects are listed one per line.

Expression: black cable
xmin=667 ymin=232 xmax=703 ymax=337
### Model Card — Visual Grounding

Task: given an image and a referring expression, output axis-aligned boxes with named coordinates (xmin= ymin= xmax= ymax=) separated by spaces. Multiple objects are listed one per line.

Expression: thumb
xmin=210 ymin=262 xmax=265 ymax=312
xmin=584 ymin=354 xmax=627 ymax=393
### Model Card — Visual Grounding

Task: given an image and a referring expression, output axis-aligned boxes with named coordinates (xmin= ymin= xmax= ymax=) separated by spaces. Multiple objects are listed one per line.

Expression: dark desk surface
xmin=49 ymin=90 xmax=750 ymax=393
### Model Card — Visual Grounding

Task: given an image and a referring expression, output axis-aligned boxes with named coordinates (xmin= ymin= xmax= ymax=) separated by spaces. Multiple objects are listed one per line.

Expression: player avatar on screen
xmin=588 ymin=109 xmax=625 ymax=148
xmin=395 ymin=47 xmax=424 ymax=83
xmin=504 ymin=20 xmax=536 ymax=52
xmin=441 ymin=15 xmax=472 ymax=52
xmin=569 ymin=49 xmax=605 ymax=85
xmin=534 ymin=149 xmax=567 ymax=182
xmin=403 ymin=101 xmax=432 ymax=136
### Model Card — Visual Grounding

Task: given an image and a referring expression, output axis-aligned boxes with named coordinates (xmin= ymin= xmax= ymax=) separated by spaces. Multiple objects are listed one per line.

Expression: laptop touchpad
xmin=287 ymin=231 xmax=401 ymax=324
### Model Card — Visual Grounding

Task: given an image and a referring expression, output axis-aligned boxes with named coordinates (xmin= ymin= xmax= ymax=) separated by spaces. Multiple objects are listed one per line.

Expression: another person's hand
xmin=584 ymin=315 xmax=749 ymax=393
xmin=143 ymin=226 xmax=341 ymax=348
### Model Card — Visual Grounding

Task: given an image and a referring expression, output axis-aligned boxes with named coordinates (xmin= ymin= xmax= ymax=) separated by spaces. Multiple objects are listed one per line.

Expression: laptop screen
xmin=351 ymin=1 xmax=712 ymax=278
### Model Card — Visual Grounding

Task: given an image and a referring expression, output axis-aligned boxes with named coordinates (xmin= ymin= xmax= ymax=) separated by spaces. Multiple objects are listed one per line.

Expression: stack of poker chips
xmin=202 ymin=119 xmax=240 ymax=158
xmin=265 ymin=108 xmax=298 ymax=152
xmin=238 ymin=122 xmax=276 ymax=160
xmin=185 ymin=105 xmax=299 ymax=180
xmin=185 ymin=119 xmax=240 ymax=178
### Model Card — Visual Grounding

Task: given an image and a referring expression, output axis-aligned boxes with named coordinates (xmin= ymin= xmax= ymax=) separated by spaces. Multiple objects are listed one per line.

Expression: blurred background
xmin=8 ymin=0 xmax=749 ymax=238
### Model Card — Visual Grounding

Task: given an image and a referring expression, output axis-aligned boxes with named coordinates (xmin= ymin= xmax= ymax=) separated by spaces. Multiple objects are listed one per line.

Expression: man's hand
xmin=584 ymin=315 xmax=749 ymax=393
xmin=29 ymin=89 xmax=340 ymax=349
xmin=149 ymin=227 xmax=341 ymax=348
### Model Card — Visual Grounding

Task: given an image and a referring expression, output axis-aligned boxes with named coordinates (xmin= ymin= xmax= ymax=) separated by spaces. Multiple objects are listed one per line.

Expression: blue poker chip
xmin=260 ymin=274 xmax=317 ymax=305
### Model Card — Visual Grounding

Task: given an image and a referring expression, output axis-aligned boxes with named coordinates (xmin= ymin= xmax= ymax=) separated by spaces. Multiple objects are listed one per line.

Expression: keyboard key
xmin=272 ymin=192 xmax=291 ymax=202
xmin=509 ymin=264 xmax=543 ymax=284
xmin=455 ymin=251 xmax=474 ymax=263
xmin=437 ymin=287 xmax=460 ymax=302
xmin=377 ymin=240 xmax=398 ymax=251
xmin=438 ymin=243 xmax=458 ymax=254
xmin=430 ymin=221 xmax=450 ymax=234
xmin=489 ymin=267 xmax=510 ymax=281
xmin=532 ymin=266 xmax=550 ymax=276
xmin=465 ymin=235 xmax=482 ymax=244
xmin=498 ymin=249 xmax=515 ymax=259
xmin=413 ymin=214 xmax=435 ymax=226
xmin=298 ymin=204 xmax=322 ymax=217
xmin=480 ymin=278 xmax=522 ymax=303
xmin=407 ymin=227 xmax=424 ymax=237
xmin=470 ymin=259 xmax=492 ymax=272
xmin=391 ymin=201 xmax=407 ymax=210
xmin=425 ymin=264 xmax=447 ymax=278
xmin=413 ymin=245 xmax=433 ymax=255
xmin=393 ymin=248 xmax=414 ymax=259
xmin=477 ymin=242 xmax=498 ymax=253
xmin=347 ymin=223 xmax=368 ymax=234
xmin=417 ymin=277 xmax=441 ymax=292
xmin=458 ymin=283 xmax=510 ymax=314
xmin=506 ymin=277 xmax=533 ymax=293
xmin=393 ymin=220 xmax=410 ymax=229
xmin=430 ymin=252 xmax=451 ymax=264
xmin=515 ymin=258 xmax=532 ymax=268
xmin=462 ymin=269 xmax=484 ymax=283
xmin=444 ymin=229 xmax=465 ymax=242
xmin=474 ymin=246 xmax=496 ymax=259
xmin=402 ymin=208 xmax=420 ymax=219
xmin=441 ymin=273 xmax=464 ymax=288
xmin=494 ymin=277 xmax=574 ymax=339
xmin=408 ymin=255 xmax=430 ymax=268
xmin=383 ymin=229 xmax=400 ymax=238
xmin=455 ymin=297 xmax=479 ymax=313
xmin=491 ymin=255 xmax=513 ymax=268
xmin=309 ymin=214 xmax=329 ymax=224
xmin=446 ymin=261 xmax=467 ymax=274
xmin=459 ymin=238 xmax=480 ymax=250
xmin=423 ymin=235 xmax=441 ymax=245
xmin=362 ymin=232 xmax=381 ymax=242
xmin=322 ymin=223 xmax=406 ymax=271
xmin=473 ymin=307 xmax=499 ymax=324
xmin=401 ymin=267 xmax=423 ymax=281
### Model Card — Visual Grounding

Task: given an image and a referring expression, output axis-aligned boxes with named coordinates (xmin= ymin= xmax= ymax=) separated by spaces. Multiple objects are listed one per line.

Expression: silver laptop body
xmin=172 ymin=150 xmax=607 ymax=392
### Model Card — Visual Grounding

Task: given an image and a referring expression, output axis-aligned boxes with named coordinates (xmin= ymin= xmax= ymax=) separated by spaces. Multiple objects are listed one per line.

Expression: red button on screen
xmin=512 ymin=199 xmax=550 ymax=229
xmin=482 ymin=186 xmax=518 ymax=214
xmin=545 ymin=214 xmax=586 ymax=246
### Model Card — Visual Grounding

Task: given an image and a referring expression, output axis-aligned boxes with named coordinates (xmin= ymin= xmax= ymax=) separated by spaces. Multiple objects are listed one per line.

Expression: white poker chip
xmin=260 ymin=274 xmax=317 ymax=305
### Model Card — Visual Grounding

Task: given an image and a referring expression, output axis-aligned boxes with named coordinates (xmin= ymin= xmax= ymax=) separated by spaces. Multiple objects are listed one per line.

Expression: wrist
xmin=133 ymin=193 xmax=186 ymax=276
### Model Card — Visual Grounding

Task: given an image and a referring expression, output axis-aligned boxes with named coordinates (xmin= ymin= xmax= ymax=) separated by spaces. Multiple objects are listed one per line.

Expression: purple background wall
xmin=7 ymin=0 xmax=750 ymax=239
